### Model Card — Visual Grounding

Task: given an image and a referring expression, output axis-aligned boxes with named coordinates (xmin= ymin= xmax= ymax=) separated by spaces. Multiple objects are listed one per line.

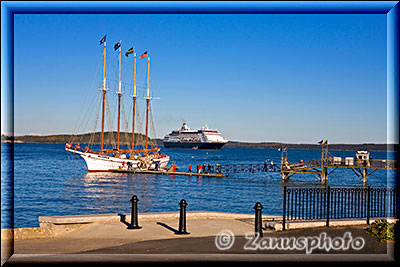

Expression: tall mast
xmin=131 ymin=51 xmax=137 ymax=154
xmin=100 ymin=39 xmax=107 ymax=153
xmin=145 ymin=56 xmax=150 ymax=152
xmin=117 ymin=40 xmax=122 ymax=152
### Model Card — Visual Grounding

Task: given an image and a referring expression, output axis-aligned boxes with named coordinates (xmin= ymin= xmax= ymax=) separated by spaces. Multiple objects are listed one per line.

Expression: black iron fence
xmin=282 ymin=186 xmax=399 ymax=230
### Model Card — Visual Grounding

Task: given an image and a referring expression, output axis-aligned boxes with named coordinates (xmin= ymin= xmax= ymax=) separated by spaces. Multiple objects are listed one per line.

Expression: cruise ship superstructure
xmin=163 ymin=123 xmax=228 ymax=149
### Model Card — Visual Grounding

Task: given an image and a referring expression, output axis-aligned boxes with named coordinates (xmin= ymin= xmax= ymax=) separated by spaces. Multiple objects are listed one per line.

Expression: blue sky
xmin=9 ymin=13 xmax=388 ymax=143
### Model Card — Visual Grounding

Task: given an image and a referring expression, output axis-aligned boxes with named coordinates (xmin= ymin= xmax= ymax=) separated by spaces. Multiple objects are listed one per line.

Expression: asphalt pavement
xmin=3 ymin=216 xmax=396 ymax=264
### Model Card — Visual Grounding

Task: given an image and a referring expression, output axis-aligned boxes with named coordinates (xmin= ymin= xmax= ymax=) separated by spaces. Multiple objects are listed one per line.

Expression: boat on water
xmin=163 ymin=123 xmax=228 ymax=149
xmin=66 ymin=35 xmax=169 ymax=172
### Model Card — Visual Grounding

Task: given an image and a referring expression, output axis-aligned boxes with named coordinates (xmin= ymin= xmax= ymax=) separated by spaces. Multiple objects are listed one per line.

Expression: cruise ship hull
xmin=163 ymin=141 xmax=227 ymax=150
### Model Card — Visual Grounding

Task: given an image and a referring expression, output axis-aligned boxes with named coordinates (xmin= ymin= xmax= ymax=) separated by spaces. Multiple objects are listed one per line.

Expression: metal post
xmin=362 ymin=168 xmax=368 ymax=184
xmin=366 ymin=186 xmax=371 ymax=225
xmin=253 ymin=202 xmax=263 ymax=237
xmin=176 ymin=199 xmax=190 ymax=235
xmin=128 ymin=195 xmax=142 ymax=229
xmin=283 ymin=186 xmax=287 ymax=231
xmin=326 ymin=186 xmax=330 ymax=227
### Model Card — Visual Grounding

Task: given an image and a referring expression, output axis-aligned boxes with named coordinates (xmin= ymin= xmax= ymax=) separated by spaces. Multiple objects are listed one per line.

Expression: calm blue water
xmin=1 ymin=143 xmax=397 ymax=228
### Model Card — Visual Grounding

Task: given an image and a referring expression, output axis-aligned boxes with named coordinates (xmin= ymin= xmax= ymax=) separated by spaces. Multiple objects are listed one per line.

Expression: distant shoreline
xmin=1 ymin=134 xmax=397 ymax=152
xmin=224 ymin=141 xmax=396 ymax=152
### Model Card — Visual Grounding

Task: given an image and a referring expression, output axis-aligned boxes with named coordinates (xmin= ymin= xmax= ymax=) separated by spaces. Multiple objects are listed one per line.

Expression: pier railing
xmin=282 ymin=186 xmax=399 ymax=230
xmin=220 ymin=163 xmax=279 ymax=173
xmin=195 ymin=158 xmax=396 ymax=174
xmin=285 ymin=159 xmax=321 ymax=170
xmin=284 ymin=158 xmax=397 ymax=170
xmin=284 ymin=159 xmax=397 ymax=170
xmin=326 ymin=158 xmax=397 ymax=169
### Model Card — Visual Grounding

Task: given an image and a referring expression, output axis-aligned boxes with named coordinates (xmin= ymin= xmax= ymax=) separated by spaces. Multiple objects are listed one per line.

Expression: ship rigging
xmin=66 ymin=35 xmax=169 ymax=171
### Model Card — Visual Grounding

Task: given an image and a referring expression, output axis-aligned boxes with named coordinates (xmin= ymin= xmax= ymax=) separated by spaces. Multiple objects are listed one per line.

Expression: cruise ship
xmin=163 ymin=123 xmax=228 ymax=149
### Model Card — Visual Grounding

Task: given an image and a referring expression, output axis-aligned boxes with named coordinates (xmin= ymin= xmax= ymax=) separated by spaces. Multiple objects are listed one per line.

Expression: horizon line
xmin=1 ymin=132 xmax=395 ymax=145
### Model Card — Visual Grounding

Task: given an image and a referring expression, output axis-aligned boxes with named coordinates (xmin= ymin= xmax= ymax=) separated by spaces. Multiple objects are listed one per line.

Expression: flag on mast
xmin=114 ymin=41 xmax=121 ymax=50
xmin=139 ymin=51 xmax=148 ymax=59
xmin=99 ymin=35 xmax=106 ymax=45
xmin=125 ymin=47 xmax=134 ymax=57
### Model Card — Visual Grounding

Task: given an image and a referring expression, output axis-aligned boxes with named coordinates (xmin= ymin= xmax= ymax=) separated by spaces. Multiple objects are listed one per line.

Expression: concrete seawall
xmin=2 ymin=211 xmax=273 ymax=241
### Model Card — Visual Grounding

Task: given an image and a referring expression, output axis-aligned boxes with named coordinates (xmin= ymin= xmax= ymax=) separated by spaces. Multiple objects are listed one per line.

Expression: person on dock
xmin=207 ymin=163 xmax=212 ymax=173
xmin=264 ymin=160 xmax=268 ymax=172
xmin=155 ymin=161 xmax=160 ymax=171
xmin=188 ymin=164 xmax=192 ymax=172
xmin=202 ymin=163 xmax=207 ymax=174
xmin=197 ymin=165 xmax=201 ymax=174
xmin=216 ymin=163 xmax=221 ymax=174
xmin=285 ymin=160 xmax=290 ymax=169
xmin=172 ymin=164 xmax=176 ymax=172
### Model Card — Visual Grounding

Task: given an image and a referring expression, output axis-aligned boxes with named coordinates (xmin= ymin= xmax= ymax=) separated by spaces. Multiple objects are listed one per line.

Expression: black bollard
xmin=176 ymin=199 xmax=190 ymax=235
xmin=127 ymin=195 xmax=142 ymax=230
xmin=253 ymin=202 xmax=263 ymax=237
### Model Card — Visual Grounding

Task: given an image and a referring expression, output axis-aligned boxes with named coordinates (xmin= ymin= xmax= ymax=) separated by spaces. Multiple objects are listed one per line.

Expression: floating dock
xmin=111 ymin=168 xmax=228 ymax=177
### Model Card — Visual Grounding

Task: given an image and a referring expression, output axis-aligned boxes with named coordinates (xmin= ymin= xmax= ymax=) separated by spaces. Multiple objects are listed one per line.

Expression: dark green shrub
xmin=365 ymin=219 xmax=398 ymax=242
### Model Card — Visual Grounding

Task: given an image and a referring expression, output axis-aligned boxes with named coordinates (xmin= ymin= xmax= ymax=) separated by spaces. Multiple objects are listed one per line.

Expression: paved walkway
xmin=2 ymin=212 xmax=396 ymax=263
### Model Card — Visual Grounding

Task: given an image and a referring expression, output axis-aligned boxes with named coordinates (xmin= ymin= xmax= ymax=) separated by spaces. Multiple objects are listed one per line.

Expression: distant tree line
xmin=1 ymin=133 xmax=396 ymax=152
xmin=1 ymin=132 xmax=160 ymax=146
xmin=224 ymin=141 xmax=395 ymax=152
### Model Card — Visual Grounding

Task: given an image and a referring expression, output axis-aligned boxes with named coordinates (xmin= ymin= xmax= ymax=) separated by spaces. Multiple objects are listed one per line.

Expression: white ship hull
xmin=66 ymin=148 xmax=170 ymax=172
xmin=163 ymin=123 xmax=228 ymax=150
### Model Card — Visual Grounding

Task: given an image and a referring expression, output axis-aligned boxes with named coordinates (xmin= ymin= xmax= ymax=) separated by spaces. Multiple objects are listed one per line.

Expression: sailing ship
xmin=65 ymin=35 xmax=169 ymax=172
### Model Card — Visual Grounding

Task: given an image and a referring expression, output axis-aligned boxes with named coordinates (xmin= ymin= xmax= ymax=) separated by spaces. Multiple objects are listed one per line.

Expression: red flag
xmin=139 ymin=51 xmax=148 ymax=59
